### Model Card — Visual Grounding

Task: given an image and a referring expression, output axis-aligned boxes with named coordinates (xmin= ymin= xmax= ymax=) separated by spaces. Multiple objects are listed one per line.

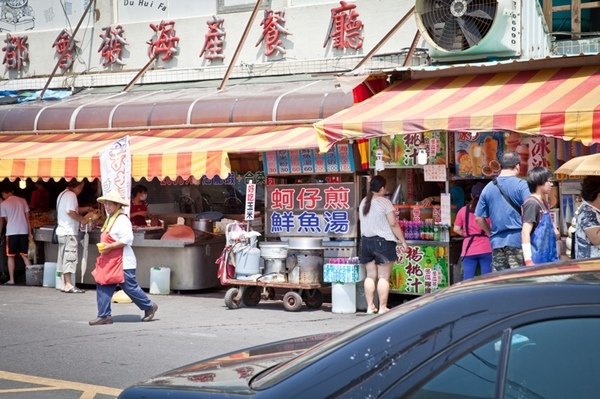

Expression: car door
xmin=381 ymin=305 xmax=600 ymax=399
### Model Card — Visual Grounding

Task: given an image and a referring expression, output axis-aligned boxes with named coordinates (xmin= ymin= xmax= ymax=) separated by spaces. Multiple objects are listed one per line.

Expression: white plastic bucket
xmin=332 ymin=283 xmax=356 ymax=314
xmin=42 ymin=262 xmax=56 ymax=288
xmin=150 ymin=267 xmax=171 ymax=295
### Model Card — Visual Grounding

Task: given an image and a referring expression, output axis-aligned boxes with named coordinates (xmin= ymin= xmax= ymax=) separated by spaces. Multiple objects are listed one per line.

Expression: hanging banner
xmin=245 ymin=181 xmax=256 ymax=221
xmin=100 ymin=136 xmax=132 ymax=216
xmin=368 ymin=131 xmax=446 ymax=169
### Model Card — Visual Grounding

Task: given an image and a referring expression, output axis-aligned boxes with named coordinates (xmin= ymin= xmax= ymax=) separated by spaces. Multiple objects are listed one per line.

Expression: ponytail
xmin=363 ymin=175 xmax=386 ymax=217
xmin=363 ymin=191 xmax=374 ymax=216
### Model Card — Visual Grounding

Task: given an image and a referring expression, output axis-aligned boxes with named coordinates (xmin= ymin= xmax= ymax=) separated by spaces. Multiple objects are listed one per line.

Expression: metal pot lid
xmin=195 ymin=211 xmax=224 ymax=221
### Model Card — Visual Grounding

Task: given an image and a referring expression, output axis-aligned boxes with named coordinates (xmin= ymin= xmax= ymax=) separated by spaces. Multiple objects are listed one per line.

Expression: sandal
xmin=66 ymin=287 xmax=85 ymax=293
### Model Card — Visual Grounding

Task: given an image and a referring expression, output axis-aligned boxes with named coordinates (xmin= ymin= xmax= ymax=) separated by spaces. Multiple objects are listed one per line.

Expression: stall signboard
xmin=263 ymin=144 xmax=355 ymax=175
xmin=391 ymin=244 xmax=449 ymax=295
xmin=368 ymin=131 xmax=446 ymax=168
xmin=265 ymin=183 xmax=356 ymax=238
xmin=455 ymin=132 xmax=557 ymax=179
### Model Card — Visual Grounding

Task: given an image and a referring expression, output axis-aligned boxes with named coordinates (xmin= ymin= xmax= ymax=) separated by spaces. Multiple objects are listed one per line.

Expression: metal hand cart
xmin=220 ymin=222 xmax=328 ymax=312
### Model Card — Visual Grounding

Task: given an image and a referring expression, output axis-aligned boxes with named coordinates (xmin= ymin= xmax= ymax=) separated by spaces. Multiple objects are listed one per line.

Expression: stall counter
xmin=34 ymin=227 xmax=225 ymax=291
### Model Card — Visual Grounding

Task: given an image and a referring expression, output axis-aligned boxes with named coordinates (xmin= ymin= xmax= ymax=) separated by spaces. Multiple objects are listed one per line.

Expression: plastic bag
xmin=28 ymin=238 xmax=37 ymax=264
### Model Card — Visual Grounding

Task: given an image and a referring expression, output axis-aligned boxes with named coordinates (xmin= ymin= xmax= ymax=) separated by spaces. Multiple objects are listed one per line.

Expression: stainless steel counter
xmin=35 ymin=227 xmax=225 ymax=290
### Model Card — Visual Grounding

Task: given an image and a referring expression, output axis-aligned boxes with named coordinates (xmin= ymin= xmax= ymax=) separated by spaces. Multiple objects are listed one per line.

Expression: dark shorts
xmin=360 ymin=236 xmax=397 ymax=265
xmin=492 ymin=246 xmax=524 ymax=271
xmin=6 ymin=234 xmax=28 ymax=257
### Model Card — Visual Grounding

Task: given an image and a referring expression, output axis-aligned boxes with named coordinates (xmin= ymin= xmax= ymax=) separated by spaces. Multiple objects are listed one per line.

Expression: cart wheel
xmin=242 ymin=286 xmax=261 ymax=306
xmin=261 ymin=287 xmax=276 ymax=300
xmin=283 ymin=291 xmax=303 ymax=312
xmin=304 ymin=289 xmax=324 ymax=309
xmin=224 ymin=287 xmax=242 ymax=309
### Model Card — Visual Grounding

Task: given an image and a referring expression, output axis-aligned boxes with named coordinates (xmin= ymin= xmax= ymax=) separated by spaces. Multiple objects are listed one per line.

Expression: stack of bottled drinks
xmin=399 ymin=220 xmax=450 ymax=242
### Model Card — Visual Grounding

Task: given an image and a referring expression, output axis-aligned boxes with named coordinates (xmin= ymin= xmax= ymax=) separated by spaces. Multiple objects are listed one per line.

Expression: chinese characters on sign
xmin=2 ymin=33 xmax=29 ymax=71
xmin=200 ymin=16 xmax=225 ymax=61
xmin=391 ymin=244 xmax=449 ymax=295
xmin=324 ymin=1 xmax=364 ymax=50
xmin=256 ymin=9 xmax=290 ymax=57
xmin=98 ymin=25 xmax=128 ymax=66
xmin=245 ymin=181 xmax=256 ymax=221
xmin=266 ymin=183 xmax=356 ymax=238
xmin=147 ymin=20 xmax=180 ymax=61
xmin=52 ymin=29 xmax=78 ymax=70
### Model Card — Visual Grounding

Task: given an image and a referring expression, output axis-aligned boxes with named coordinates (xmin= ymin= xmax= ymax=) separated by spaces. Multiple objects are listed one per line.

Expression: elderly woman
xmin=574 ymin=176 xmax=600 ymax=260
xmin=89 ymin=190 xmax=158 ymax=326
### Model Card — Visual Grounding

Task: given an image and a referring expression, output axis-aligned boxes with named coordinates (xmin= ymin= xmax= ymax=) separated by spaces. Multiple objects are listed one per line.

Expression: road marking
xmin=0 ymin=370 xmax=122 ymax=398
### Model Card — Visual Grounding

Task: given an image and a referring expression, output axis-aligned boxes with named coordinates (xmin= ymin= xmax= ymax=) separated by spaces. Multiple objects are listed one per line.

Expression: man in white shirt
xmin=0 ymin=186 xmax=32 ymax=285
xmin=56 ymin=180 xmax=90 ymax=293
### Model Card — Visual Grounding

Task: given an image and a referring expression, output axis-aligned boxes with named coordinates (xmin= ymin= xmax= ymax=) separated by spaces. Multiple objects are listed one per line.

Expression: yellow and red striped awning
xmin=0 ymin=124 xmax=319 ymax=181
xmin=315 ymin=66 xmax=600 ymax=152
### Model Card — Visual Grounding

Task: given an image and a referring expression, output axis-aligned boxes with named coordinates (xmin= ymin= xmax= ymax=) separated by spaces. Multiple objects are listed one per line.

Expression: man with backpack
xmin=475 ymin=152 xmax=531 ymax=271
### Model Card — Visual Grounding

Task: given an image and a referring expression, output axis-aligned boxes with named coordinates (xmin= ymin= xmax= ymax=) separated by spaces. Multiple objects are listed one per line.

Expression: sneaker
xmin=89 ymin=316 xmax=113 ymax=326
xmin=142 ymin=303 xmax=158 ymax=322
xmin=366 ymin=306 xmax=378 ymax=315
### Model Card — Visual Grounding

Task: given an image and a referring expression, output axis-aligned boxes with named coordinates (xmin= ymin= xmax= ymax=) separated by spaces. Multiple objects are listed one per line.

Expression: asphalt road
xmin=0 ymin=283 xmax=370 ymax=397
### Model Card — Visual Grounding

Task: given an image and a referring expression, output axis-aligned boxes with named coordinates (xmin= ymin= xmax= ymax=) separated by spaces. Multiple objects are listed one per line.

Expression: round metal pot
xmin=259 ymin=242 xmax=289 ymax=259
xmin=193 ymin=219 xmax=213 ymax=233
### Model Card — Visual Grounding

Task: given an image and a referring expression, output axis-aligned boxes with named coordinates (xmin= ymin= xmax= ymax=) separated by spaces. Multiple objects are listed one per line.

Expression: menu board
xmin=263 ymin=144 xmax=355 ymax=175
xmin=265 ymin=183 xmax=356 ymax=238
xmin=390 ymin=244 xmax=449 ymax=295
xmin=454 ymin=131 xmax=557 ymax=179
xmin=368 ymin=131 xmax=447 ymax=168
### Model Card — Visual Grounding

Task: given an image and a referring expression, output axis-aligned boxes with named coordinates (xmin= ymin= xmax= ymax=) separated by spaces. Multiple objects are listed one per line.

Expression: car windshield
xmin=251 ymin=292 xmax=440 ymax=389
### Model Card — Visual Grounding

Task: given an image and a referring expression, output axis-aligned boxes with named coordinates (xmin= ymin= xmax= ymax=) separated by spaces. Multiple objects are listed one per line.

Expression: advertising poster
xmin=455 ymin=132 xmax=557 ymax=179
xmin=454 ymin=131 xmax=504 ymax=179
xmin=368 ymin=131 xmax=446 ymax=168
xmin=390 ymin=244 xmax=449 ymax=295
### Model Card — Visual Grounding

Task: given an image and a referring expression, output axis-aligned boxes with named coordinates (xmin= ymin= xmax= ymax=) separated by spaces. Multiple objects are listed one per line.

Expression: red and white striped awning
xmin=315 ymin=66 xmax=600 ymax=151
xmin=0 ymin=125 xmax=318 ymax=181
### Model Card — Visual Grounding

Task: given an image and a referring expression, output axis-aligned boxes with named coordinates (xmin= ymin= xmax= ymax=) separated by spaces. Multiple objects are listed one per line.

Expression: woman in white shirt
xmin=359 ymin=175 xmax=407 ymax=315
xmin=89 ymin=191 xmax=158 ymax=326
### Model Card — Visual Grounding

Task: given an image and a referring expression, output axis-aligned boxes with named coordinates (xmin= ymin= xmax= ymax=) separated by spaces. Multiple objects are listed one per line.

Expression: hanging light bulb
xmin=18 ymin=180 xmax=26 ymax=189
xmin=417 ymin=148 xmax=428 ymax=166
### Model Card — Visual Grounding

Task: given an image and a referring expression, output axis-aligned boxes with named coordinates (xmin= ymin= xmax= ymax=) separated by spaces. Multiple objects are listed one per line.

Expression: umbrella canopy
xmin=555 ymin=153 xmax=600 ymax=179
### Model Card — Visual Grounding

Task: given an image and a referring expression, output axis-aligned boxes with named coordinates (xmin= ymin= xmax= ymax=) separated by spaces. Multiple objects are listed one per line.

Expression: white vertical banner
xmin=100 ymin=136 xmax=132 ymax=216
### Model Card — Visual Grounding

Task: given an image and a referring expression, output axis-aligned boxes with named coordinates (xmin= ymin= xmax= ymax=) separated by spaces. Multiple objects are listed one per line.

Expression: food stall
xmin=367 ymin=131 xmax=461 ymax=295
